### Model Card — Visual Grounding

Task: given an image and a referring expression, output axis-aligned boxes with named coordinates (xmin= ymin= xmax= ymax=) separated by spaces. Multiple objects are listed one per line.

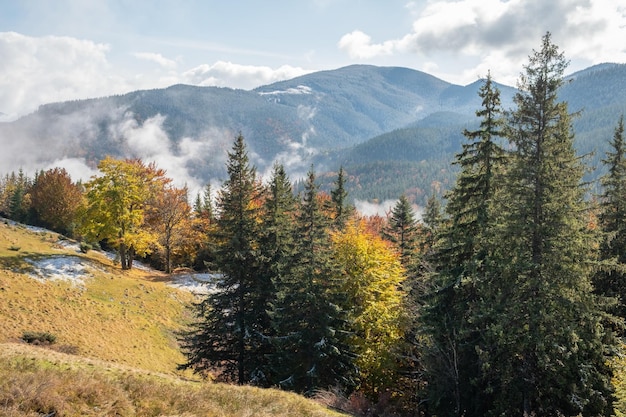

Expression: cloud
xmin=338 ymin=30 xmax=395 ymax=59
xmin=132 ymin=52 xmax=177 ymax=69
xmin=338 ymin=0 xmax=626 ymax=85
xmin=0 ymin=32 xmax=118 ymax=120
xmin=181 ymin=61 xmax=312 ymax=90
xmin=0 ymin=32 xmax=313 ymax=120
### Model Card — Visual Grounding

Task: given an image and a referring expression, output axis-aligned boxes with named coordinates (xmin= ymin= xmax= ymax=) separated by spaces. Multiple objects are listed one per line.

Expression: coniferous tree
xmin=271 ymin=168 xmax=356 ymax=395
xmin=179 ymin=134 xmax=269 ymax=385
xmin=477 ymin=33 xmax=616 ymax=416
xmin=330 ymin=166 xmax=353 ymax=229
xmin=595 ymin=115 xmax=626 ymax=319
xmin=257 ymin=163 xmax=298 ymax=385
xmin=383 ymin=194 xmax=420 ymax=269
xmin=423 ymin=73 xmax=506 ymax=416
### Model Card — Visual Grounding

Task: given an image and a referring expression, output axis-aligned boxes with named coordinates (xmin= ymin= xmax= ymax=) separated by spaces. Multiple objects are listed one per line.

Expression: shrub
xmin=22 ymin=331 xmax=57 ymax=345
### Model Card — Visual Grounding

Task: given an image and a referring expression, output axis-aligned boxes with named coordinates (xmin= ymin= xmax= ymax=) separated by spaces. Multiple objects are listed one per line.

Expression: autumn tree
xmin=29 ymin=167 xmax=83 ymax=236
xmin=148 ymin=185 xmax=193 ymax=273
xmin=332 ymin=218 xmax=406 ymax=399
xmin=80 ymin=157 xmax=165 ymax=270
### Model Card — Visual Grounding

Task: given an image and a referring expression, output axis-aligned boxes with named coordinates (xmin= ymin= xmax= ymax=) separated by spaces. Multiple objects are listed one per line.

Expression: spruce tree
xmin=330 ymin=166 xmax=353 ymax=229
xmin=478 ymin=33 xmax=616 ymax=416
xmin=423 ymin=74 xmax=506 ymax=416
xmin=271 ymin=168 xmax=356 ymax=395
xmin=383 ymin=194 xmax=420 ymax=269
xmin=258 ymin=163 xmax=298 ymax=385
xmin=595 ymin=115 xmax=626 ymax=319
xmin=179 ymin=134 xmax=269 ymax=385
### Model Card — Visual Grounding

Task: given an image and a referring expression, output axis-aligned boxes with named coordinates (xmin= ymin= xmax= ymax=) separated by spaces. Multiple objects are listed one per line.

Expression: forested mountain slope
xmin=1 ymin=63 xmax=625 ymax=206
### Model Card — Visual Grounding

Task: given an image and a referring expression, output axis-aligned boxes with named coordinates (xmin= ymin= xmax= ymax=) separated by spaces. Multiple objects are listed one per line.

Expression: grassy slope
xmin=0 ymin=221 xmax=347 ymax=417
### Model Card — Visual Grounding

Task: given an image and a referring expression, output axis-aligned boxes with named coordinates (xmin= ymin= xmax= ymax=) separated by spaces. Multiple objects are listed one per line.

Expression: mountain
xmin=1 ymin=64 xmax=625 ymax=207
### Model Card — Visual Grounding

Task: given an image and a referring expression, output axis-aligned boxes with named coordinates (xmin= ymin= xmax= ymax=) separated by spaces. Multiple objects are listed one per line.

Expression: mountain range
xmin=1 ymin=63 xmax=625 ymax=209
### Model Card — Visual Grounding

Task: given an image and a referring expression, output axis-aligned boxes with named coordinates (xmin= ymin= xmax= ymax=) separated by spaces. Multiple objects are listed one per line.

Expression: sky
xmin=1 ymin=0 xmax=626 ymax=122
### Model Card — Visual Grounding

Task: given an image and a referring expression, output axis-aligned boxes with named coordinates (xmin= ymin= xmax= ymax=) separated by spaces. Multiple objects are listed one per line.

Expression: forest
xmin=2 ymin=33 xmax=626 ymax=416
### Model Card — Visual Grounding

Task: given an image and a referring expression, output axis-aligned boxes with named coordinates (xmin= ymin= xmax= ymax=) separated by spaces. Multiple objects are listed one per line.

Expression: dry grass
xmin=0 ymin=220 xmax=195 ymax=375
xmin=0 ymin=343 xmax=348 ymax=417
xmin=0 ymin=221 xmax=349 ymax=416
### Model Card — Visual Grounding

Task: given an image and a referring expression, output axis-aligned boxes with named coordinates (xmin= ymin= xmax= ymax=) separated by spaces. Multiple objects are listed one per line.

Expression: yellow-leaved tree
xmin=80 ymin=157 xmax=165 ymax=270
xmin=332 ymin=218 xmax=407 ymax=400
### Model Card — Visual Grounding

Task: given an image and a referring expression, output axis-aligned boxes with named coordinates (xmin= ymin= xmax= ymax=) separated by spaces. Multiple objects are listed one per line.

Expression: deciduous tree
xmin=80 ymin=157 xmax=164 ymax=269
xmin=29 ymin=167 xmax=83 ymax=236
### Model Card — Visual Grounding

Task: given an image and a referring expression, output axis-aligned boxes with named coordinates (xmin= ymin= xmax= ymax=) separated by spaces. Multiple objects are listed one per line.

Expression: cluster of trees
xmin=3 ymin=33 xmax=626 ymax=415
xmin=178 ymin=134 xmax=413 ymax=404
xmin=0 ymin=159 xmax=205 ymax=273
xmin=179 ymin=33 xmax=626 ymax=416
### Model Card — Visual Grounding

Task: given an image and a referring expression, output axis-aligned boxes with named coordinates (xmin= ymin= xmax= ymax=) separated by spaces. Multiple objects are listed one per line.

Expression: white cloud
xmin=132 ymin=52 xmax=177 ymax=69
xmin=338 ymin=0 xmax=626 ymax=85
xmin=0 ymin=32 xmax=119 ymax=120
xmin=0 ymin=32 xmax=314 ymax=120
xmin=337 ymin=30 xmax=396 ymax=59
xmin=181 ymin=61 xmax=311 ymax=90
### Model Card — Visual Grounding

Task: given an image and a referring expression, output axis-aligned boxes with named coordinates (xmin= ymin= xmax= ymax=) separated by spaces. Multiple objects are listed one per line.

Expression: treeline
xmin=3 ymin=33 xmax=626 ymax=416
xmin=0 ymin=160 xmax=205 ymax=273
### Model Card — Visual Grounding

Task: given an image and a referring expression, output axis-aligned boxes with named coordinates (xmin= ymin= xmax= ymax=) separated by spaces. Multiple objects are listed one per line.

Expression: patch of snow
xmin=167 ymin=272 xmax=221 ymax=295
xmin=258 ymin=85 xmax=313 ymax=96
xmin=25 ymin=256 xmax=100 ymax=287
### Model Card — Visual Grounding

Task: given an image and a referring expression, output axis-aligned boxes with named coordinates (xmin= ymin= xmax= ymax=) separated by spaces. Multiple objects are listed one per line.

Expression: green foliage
xmin=595 ymin=115 xmax=626 ymax=320
xmin=270 ymin=168 xmax=357 ymax=395
xmin=21 ymin=331 xmax=57 ymax=345
xmin=180 ymin=134 xmax=271 ymax=386
xmin=475 ymin=33 xmax=615 ymax=416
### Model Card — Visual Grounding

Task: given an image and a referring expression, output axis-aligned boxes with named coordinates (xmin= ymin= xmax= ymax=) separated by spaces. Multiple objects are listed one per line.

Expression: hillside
xmin=1 ymin=64 xmax=626 ymax=207
xmin=0 ymin=220 xmax=347 ymax=416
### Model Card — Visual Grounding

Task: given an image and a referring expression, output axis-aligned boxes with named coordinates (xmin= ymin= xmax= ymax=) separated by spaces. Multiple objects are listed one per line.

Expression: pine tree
xmin=595 ymin=115 xmax=626 ymax=319
xmin=271 ymin=168 xmax=356 ymax=395
xmin=179 ymin=134 xmax=269 ymax=385
xmin=423 ymin=74 xmax=506 ymax=416
xmin=478 ymin=33 xmax=616 ymax=416
xmin=383 ymin=194 xmax=420 ymax=269
xmin=330 ymin=166 xmax=353 ymax=229
xmin=257 ymin=163 xmax=298 ymax=385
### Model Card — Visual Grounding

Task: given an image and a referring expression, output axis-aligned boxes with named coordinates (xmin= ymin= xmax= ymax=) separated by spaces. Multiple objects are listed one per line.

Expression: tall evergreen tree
xmin=423 ymin=73 xmax=506 ymax=416
xmin=595 ymin=115 xmax=626 ymax=319
xmin=478 ymin=33 xmax=616 ymax=416
xmin=257 ymin=163 xmax=298 ymax=385
xmin=330 ymin=166 xmax=353 ymax=229
xmin=271 ymin=168 xmax=356 ymax=395
xmin=179 ymin=134 xmax=269 ymax=385
xmin=383 ymin=194 xmax=420 ymax=269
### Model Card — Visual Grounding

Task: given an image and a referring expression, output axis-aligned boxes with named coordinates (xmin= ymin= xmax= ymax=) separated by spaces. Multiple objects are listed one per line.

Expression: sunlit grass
xmin=0 ymin=221 xmax=348 ymax=416
xmin=0 ymin=344 xmax=348 ymax=417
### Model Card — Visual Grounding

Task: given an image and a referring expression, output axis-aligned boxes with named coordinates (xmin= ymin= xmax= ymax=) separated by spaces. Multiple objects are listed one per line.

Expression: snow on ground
xmin=25 ymin=255 xmax=97 ymax=287
xmin=166 ymin=273 xmax=220 ymax=295
xmin=4 ymin=217 xmax=218 ymax=294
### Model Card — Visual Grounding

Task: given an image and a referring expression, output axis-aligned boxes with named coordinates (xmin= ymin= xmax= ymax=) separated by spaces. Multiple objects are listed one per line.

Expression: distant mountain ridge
xmin=1 ymin=63 xmax=625 ymax=207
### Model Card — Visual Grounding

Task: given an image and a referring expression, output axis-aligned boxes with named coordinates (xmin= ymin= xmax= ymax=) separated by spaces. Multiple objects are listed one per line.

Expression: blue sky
xmin=1 ymin=0 xmax=625 ymax=120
